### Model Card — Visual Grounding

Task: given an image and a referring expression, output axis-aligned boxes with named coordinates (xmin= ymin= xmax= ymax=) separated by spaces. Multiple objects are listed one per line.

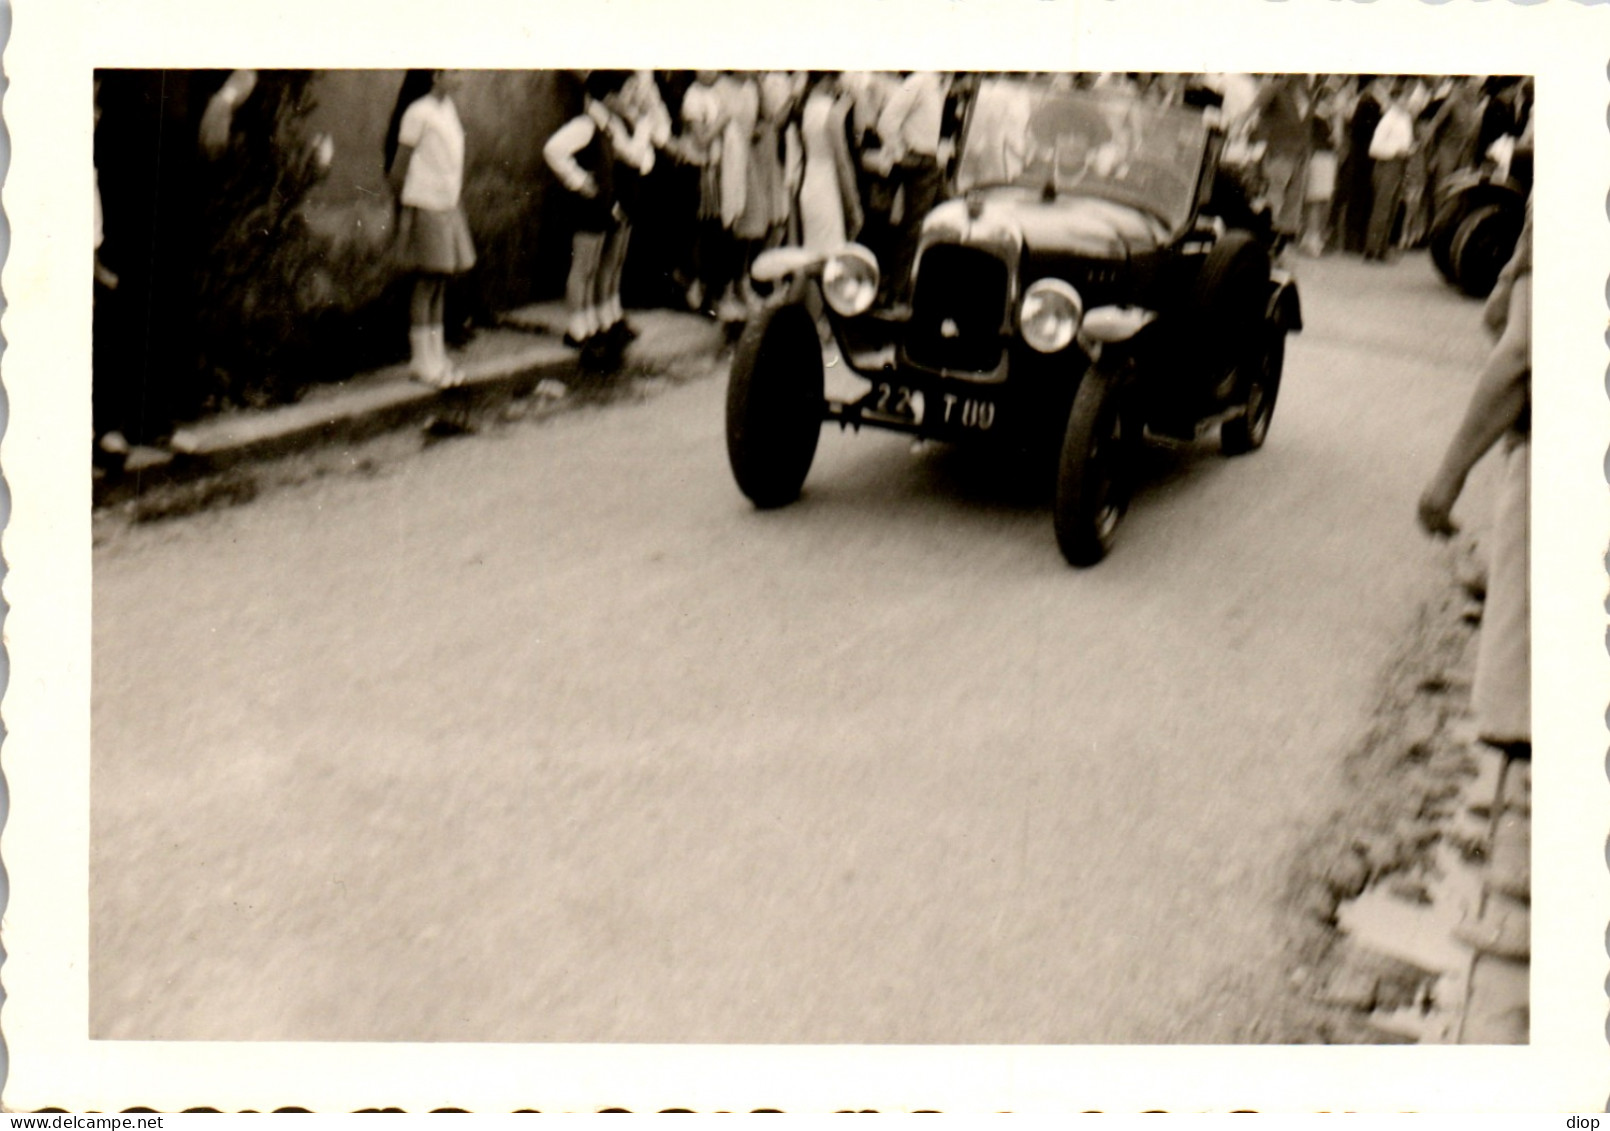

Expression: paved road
xmin=92 ymin=252 xmax=1496 ymax=1043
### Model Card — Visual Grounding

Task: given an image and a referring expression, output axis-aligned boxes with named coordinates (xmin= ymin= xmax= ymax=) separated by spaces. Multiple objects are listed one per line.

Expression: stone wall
xmin=289 ymin=69 xmax=580 ymax=388
xmin=95 ymin=68 xmax=583 ymax=423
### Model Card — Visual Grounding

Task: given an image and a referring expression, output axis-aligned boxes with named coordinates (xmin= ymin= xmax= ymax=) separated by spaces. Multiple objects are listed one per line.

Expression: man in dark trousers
xmin=869 ymin=71 xmax=950 ymax=308
xmin=1340 ymin=75 xmax=1382 ymax=254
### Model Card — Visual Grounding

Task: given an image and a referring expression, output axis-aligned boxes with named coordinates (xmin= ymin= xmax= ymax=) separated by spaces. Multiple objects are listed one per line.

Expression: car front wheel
xmin=1054 ymin=369 xmax=1131 ymax=567
xmin=725 ymin=302 xmax=825 ymax=508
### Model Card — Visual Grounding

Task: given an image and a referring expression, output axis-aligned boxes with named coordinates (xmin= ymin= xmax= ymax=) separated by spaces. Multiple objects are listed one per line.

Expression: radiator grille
xmin=904 ymin=244 xmax=1010 ymax=374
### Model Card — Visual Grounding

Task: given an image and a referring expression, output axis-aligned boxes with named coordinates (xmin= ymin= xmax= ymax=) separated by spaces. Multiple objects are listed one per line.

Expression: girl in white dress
xmin=388 ymin=70 xmax=477 ymax=387
xmin=796 ymin=73 xmax=862 ymax=253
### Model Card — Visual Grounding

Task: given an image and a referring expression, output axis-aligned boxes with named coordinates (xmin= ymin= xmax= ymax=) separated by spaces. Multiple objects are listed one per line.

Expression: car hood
xmin=923 ymin=189 xmax=1171 ymax=259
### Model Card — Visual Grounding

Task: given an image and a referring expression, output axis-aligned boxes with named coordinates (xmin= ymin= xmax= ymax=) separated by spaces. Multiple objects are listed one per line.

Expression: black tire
xmin=725 ymin=302 xmax=824 ymax=508
xmin=1428 ymin=194 xmax=1467 ymax=283
xmin=1220 ymin=329 xmax=1285 ymax=456
xmin=1053 ymin=370 xmax=1131 ymax=567
xmin=1185 ymin=231 xmax=1272 ymax=399
xmin=1449 ymin=203 xmax=1523 ymax=298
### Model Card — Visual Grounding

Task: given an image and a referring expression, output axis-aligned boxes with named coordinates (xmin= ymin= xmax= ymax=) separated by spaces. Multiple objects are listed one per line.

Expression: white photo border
xmin=4 ymin=0 xmax=1607 ymax=1112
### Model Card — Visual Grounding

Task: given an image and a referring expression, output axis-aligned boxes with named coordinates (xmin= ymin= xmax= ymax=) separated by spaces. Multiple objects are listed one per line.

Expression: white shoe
xmin=410 ymin=327 xmax=444 ymax=385
xmin=429 ymin=326 xmax=464 ymax=388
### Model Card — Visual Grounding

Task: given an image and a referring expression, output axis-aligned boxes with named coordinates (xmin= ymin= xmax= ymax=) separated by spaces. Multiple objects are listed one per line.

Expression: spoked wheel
xmin=725 ymin=302 xmax=825 ymax=508
xmin=1053 ymin=370 xmax=1132 ymax=567
xmin=1220 ymin=329 xmax=1285 ymax=456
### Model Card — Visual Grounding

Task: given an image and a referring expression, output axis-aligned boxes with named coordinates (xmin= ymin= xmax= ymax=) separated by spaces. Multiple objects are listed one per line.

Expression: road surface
xmin=92 ymin=252 xmax=1497 ymax=1043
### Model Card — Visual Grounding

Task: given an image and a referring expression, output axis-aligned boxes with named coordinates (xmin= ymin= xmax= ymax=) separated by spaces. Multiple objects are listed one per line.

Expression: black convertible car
xmin=726 ymin=77 xmax=1303 ymax=566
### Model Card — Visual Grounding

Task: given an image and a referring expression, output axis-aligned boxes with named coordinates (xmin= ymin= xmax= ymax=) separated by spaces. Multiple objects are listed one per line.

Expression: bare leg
xmin=409 ymin=276 xmax=440 ymax=382
xmin=410 ymin=276 xmax=434 ymax=328
xmin=427 ymin=275 xmax=447 ymax=327
xmin=597 ymin=221 xmax=631 ymax=330
xmin=565 ymin=231 xmax=606 ymax=343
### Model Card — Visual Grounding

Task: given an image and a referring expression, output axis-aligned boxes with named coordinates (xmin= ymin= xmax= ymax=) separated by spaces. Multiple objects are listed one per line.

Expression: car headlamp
xmin=1019 ymin=278 xmax=1084 ymax=354
xmin=821 ymin=245 xmax=880 ymax=317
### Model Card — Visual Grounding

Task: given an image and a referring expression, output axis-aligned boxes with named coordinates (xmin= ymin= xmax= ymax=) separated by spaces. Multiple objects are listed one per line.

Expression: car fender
xmin=1267 ymin=271 xmax=1302 ymax=334
xmin=751 ymin=247 xmax=828 ymax=284
xmin=1081 ymin=305 xmax=1158 ymax=345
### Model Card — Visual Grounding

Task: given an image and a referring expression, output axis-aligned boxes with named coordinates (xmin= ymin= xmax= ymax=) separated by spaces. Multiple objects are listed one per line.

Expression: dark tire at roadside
xmin=1053 ymin=369 xmax=1130 ymax=567
xmin=725 ymin=302 xmax=825 ymax=509
xmin=1428 ymin=194 xmax=1467 ymax=283
xmin=1449 ymin=203 xmax=1523 ymax=298
xmin=1220 ymin=330 xmax=1285 ymax=456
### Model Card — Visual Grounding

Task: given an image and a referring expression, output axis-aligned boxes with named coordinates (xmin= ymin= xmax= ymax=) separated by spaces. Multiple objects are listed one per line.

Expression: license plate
xmin=935 ymin=392 xmax=997 ymax=432
xmin=866 ymin=381 xmax=924 ymax=426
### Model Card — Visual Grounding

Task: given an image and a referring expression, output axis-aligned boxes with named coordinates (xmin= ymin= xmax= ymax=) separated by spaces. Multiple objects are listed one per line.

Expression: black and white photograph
xmin=5 ymin=0 xmax=1607 ymax=1113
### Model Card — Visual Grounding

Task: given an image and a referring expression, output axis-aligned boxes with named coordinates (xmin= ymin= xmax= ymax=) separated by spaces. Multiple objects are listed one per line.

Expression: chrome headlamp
xmin=1019 ymin=278 xmax=1084 ymax=354
xmin=821 ymin=245 xmax=880 ymax=317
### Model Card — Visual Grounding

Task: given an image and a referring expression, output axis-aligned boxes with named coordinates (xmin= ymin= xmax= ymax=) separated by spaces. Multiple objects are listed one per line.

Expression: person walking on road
xmin=388 ymin=69 xmax=477 ymax=388
xmin=1417 ymin=205 xmax=1531 ymax=758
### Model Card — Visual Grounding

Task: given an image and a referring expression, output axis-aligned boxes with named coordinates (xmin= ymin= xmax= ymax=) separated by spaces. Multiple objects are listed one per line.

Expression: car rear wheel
xmin=725 ymin=302 xmax=825 ymax=508
xmin=1054 ymin=369 xmax=1131 ymax=567
xmin=1188 ymin=230 xmax=1271 ymax=401
xmin=1220 ymin=329 xmax=1285 ymax=456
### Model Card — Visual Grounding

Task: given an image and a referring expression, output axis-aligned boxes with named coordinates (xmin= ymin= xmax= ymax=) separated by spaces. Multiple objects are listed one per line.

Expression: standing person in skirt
xmin=678 ymin=71 xmax=732 ymax=316
xmin=1300 ymin=76 xmax=1344 ymax=256
xmin=732 ymin=72 xmax=797 ymax=310
xmin=795 ymin=72 xmax=862 ymax=254
xmin=714 ymin=72 xmax=759 ymax=323
xmin=795 ymin=73 xmax=863 ymax=346
xmin=544 ymin=70 xmax=635 ymax=360
xmin=388 ymin=70 xmax=477 ymax=388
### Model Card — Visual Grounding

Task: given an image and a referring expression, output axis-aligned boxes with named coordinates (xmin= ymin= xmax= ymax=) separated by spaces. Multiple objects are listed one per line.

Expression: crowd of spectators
xmin=555 ymin=70 xmax=1535 ymax=350
xmin=92 ymin=70 xmax=1535 ymax=456
xmin=1222 ymin=72 xmax=1532 ymax=261
xmin=557 ymin=68 xmax=964 ymax=349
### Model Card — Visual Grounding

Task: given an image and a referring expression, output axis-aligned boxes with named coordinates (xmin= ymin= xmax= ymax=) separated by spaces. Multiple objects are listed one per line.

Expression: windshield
xmin=955 ymin=79 xmax=1210 ymax=232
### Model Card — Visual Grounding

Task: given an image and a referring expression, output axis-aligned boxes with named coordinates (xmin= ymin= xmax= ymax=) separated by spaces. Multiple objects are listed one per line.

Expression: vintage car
xmin=725 ymin=77 xmax=1302 ymax=566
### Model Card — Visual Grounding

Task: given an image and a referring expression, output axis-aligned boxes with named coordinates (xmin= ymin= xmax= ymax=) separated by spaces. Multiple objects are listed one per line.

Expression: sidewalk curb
xmin=95 ymin=345 xmax=572 ymax=510
xmin=1294 ymin=574 xmax=1530 ymax=1045
xmin=179 ymin=341 xmax=574 ymax=467
xmin=93 ymin=306 xmax=727 ymax=510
